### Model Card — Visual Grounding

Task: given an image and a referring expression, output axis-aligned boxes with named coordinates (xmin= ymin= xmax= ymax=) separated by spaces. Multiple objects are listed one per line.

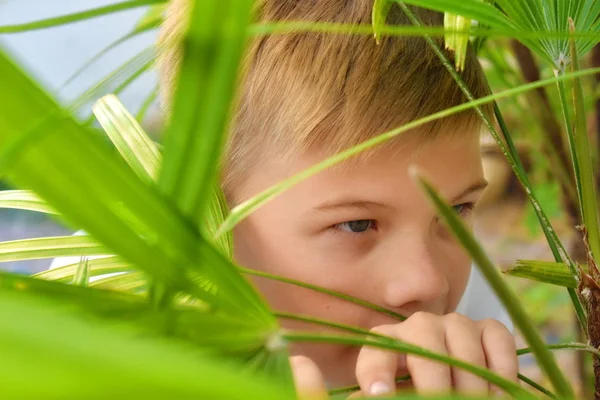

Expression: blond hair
xmin=158 ymin=0 xmax=492 ymax=202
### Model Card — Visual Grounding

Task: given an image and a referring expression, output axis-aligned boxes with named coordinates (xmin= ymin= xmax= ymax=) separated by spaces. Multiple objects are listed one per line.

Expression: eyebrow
xmin=312 ymin=199 xmax=393 ymax=213
xmin=311 ymin=179 xmax=489 ymax=213
xmin=450 ymin=179 xmax=489 ymax=202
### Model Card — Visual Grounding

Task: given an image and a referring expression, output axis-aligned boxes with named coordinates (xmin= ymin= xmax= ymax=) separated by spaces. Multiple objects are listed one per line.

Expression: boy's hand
xmin=291 ymin=312 xmax=518 ymax=399
xmin=356 ymin=312 xmax=518 ymax=397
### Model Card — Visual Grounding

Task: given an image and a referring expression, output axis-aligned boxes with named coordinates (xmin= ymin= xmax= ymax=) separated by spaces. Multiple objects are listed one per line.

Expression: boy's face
xmin=233 ymin=131 xmax=486 ymax=386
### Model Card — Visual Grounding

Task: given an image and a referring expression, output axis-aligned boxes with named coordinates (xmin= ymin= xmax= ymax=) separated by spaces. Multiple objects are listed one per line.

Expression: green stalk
xmin=250 ymin=21 xmax=600 ymax=41
xmin=518 ymin=373 xmax=557 ymax=399
xmin=136 ymin=88 xmax=159 ymax=122
xmin=328 ymin=376 xmax=411 ymax=396
xmin=69 ymin=47 xmax=155 ymax=111
xmin=414 ymin=173 xmax=574 ymax=398
xmin=567 ymin=19 xmax=600 ymax=264
xmin=0 ymin=190 xmax=55 ymax=214
xmin=73 ymin=257 xmax=90 ymax=287
xmin=0 ymin=0 xmax=165 ymax=33
xmin=216 ymin=66 xmax=600 ymax=236
xmin=396 ymin=3 xmax=587 ymax=330
xmin=240 ymin=268 xmax=405 ymax=320
xmin=283 ymin=332 xmax=535 ymax=398
xmin=518 ymin=342 xmax=600 ymax=358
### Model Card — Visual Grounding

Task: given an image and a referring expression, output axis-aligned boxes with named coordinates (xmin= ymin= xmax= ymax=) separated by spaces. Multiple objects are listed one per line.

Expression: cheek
xmin=233 ymin=214 xmax=350 ymax=313
xmin=440 ymin=243 xmax=472 ymax=311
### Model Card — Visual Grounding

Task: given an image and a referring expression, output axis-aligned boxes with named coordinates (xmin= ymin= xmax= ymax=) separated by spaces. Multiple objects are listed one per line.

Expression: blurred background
xmin=0 ymin=0 xmax=159 ymax=274
xmin=0 ymin=0 xmax=598 ymax=396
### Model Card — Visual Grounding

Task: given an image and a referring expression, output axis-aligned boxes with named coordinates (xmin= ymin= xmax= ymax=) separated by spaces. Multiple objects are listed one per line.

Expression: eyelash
xmin=330 ymin=202 xmax=475 ymax=236
xmin=453 ymin=202 xmax=475 ymax=218
xmin=332 ymin=219 xmax=377 ymax=235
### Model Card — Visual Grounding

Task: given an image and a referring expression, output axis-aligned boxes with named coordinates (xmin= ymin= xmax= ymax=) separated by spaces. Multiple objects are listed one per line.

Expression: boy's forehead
xmin=236 ymin=130 xmax=483 ymax=206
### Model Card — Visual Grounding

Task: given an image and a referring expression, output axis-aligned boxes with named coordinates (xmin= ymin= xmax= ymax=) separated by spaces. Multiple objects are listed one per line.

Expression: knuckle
xmin=369 ymin=324 xmax=395 ymax=335
xmin=444 ymin=312 xmax=471 ymax=326
xmin=407 ymin=311 xmax=435 ymax=326
xmin=480 ymin=318 xmax=510 ymax=334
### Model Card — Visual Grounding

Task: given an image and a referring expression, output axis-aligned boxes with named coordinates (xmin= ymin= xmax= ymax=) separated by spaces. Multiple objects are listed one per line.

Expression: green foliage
xmin=2 ymin=0 xmax=600 ymax=398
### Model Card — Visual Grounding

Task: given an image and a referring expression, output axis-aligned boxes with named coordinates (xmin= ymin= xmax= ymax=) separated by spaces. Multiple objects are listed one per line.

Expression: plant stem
xmin=518 ymin=373 xmax=558 ymax=399
xmin=396 ymin=2 xmax=587 ymax=332
xmin=240 ymin=267 xmax=405 ymax=321
xmin=416 ymin=174 xmax=575 ymax=399
xmin=283 ymin=332 xmax=536 ymax=399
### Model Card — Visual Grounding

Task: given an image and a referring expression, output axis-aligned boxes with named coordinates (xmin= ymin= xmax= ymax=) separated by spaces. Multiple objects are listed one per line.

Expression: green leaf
xmin=158 ymin=0 xmax=255 ymax=222
xmin=70 ymin=47 xmax=155 ymax=112
xmin=0 ymin=47 xmax=270 ymax=322
xmin=136 ymin=86 xmax=159 ymax=122
xmin=73 ymin=256 xmax=91 ymax=287
xmin=0 ymin=190 xmax=55 ymax=214
xmin=93 ymin=94 xmax=161 ymax=182
xmin=566 ymin=20 xmax=600 ymax=264
xmin=372 ymin=0 xmax=393 ymax=43
xmin=284 ymin=332 xmax=535 ymax=399
xmin=0 ymin=282 xmax=290 ymax=399
xmin=0 ymin=0 xmax=166 ymax=33
xmin=35 ymin=255 xmax=132 ymax=283
xmin=241 ymin=267 xmax=405 ymax=321
xmin=392 ymin=0 xmax=515 ymax=31
xmin=217 ymin=65 xmax=600 ymax=235
xmin=506 ymin=260 xmax=579 ymax=288
xmin=413 ymin=171 xmax=574 ymax=398
xmin=396 ymin=0 xmax=600 ymax=69
xmin=93 ymin=94 xmax=232 ymax=258
xmin=0 ymin=236 xmax=109 ymax=264
xmin=135 ymin=3 xmax=167 ymax=30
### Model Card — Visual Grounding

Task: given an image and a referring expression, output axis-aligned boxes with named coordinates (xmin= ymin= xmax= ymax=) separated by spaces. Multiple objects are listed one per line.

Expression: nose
xmin=380 ymin=234 xmax=449 ymax=311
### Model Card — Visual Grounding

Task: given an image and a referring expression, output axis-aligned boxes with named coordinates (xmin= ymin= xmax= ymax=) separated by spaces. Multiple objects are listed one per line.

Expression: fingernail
xmin=368 ymin=381 xmax=391 ymax=396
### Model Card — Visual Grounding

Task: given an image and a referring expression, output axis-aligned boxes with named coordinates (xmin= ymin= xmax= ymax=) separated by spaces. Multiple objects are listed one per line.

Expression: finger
xmin=443 ymin=314 xmax=488 ymax=395
xmin=479 ymin=319 xmax=519 ymax=395
xmin=355 ymin=325 xmax=399 ymax=397
xmin=398 ymin=312 xmax=452 ymax=394
xmin=290 ymin=355 xmax=328 ymax=400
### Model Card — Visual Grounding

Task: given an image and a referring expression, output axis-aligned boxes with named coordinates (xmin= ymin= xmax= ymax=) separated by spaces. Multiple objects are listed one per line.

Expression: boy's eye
xmin=335 ymin=219 xmax=376 ymax=233
xmin=452 ymin=202 xmax=474 ymax=218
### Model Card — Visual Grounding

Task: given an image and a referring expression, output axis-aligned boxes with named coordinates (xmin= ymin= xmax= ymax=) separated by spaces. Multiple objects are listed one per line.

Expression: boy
xmin=166 ymin=0 xmax=518 ymax=397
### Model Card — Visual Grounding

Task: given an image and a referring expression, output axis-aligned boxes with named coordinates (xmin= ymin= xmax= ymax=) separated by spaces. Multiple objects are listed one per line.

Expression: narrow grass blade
xmin=283 ymin=332 xmax=535 ymax=399
xmin=59 ymin=24 xmax=157 ymax=92
xmin=395 ymin=3 xmax=586 ymax=330
xmin=566 ymin=19 xmax=600 ymax=263
xmin=0 ymin=0 xmax=165 ymax=33
xmin=217 ymin=66 xmax=600 ymax=235
xmin=35 ymin=255 xmax=132 ymax=283
xmin=518 ymin=373 xmax=557 ymax=399
xmin=372 ymin=0 xmax=393 ymax=43
xmin=93 ymin=94 xmax=160 ymax=181
xmin=0 ymin=49 xmax=271 ymax=321
xmin=505 ymin=260 xmax=579 ymax=288
xmin=518 ymin=342 xmax=600 ymax=358
xmin=73 ymin=256 xmax=91 ymax=287
xmin=0 ymin=287 xmax=290 ymax=400
xmin=0 ymin=190 xmax=55 ymax=214
xmin=158 ymin=0 xmax=255 ymax=222
xmin=70 ymin=47 xmax=155 ymax=112
xmin=0 ymin=236 xmax=110 ymax=264
xmin=92 ymin=95 xmax=232 ymax=257
xmin=413 ymin=171 xmax=574 ymax=398
xmin=240 ymin=267 xmax=404 ymax=321
xmin=136 ymin=87 xmax=159 ymax=122
xmin=392 ymin=0 xmax=515 ymax=30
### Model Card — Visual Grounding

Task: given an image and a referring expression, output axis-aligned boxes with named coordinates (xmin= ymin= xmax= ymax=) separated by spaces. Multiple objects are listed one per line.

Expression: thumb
xmin=290 ymin=355 xmax=329 ymax=400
